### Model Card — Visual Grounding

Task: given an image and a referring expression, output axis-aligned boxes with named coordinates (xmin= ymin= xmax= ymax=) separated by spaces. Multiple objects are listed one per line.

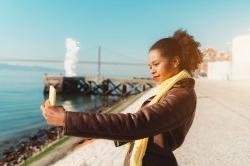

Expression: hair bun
xmin=172 ymin=29 xmax=203 ymax=73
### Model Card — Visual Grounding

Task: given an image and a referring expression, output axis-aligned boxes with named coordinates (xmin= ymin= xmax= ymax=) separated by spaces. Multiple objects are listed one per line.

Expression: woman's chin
xmin=153 ymin=79 xmax=160 ymax=85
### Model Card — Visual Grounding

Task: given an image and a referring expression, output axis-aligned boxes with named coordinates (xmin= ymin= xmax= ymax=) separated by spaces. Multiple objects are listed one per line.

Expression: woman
xmin=41 ymin=29 xmax=202 ymax=166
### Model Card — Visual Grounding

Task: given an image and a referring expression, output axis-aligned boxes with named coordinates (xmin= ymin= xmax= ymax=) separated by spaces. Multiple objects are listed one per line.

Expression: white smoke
xmin=64 ymin=38 xmax=80 ymax=77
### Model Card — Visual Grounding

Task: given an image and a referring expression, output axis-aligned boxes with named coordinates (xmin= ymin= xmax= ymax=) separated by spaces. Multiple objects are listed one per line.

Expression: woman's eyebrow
xmin=148 ymin=60 xmax=159 ymax=66
xmin=152 ymin=60 xmax=159 ymax=64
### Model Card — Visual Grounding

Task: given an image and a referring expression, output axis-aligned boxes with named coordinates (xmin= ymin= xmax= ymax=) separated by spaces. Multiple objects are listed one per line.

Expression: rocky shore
xmin=0 ymin=127 xmax=64 ymax=166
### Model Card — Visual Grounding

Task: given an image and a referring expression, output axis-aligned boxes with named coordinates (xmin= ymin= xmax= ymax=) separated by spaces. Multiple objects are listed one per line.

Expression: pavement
xmin=53 ymin=79 xmax=250 ymax=166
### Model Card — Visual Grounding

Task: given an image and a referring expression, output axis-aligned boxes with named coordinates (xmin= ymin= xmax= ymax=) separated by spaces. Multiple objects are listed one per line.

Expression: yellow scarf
xmin=128 ymin=69 xmax=191 ymax=166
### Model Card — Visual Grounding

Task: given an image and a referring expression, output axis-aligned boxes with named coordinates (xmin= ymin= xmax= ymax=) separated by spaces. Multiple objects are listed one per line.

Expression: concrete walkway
xmin=53 ymin=79 xmax=250 ymax=166
xmin=174 ymin=79 xmax=250 ymax=166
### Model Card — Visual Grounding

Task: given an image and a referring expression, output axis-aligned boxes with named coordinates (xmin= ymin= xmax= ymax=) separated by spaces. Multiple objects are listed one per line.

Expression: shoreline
xmin=0 ymin=92 xmax=145 ymax=166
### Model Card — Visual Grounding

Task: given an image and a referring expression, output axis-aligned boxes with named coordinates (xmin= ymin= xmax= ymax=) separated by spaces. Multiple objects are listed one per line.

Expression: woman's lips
xmin=153 ymin=76 xmax=160 ymax=80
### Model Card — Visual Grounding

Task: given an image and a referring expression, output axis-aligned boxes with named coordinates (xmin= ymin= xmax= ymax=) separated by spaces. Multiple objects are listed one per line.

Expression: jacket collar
xmin=172 ymin=78 xmax=195 ymax=89
xmin=143 ymin=78 xmax=195 ymax=105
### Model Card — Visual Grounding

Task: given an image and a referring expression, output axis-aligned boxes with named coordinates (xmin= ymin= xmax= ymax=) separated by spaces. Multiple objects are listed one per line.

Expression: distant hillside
xmin=0 ymin=63 xmax=63 ymax=73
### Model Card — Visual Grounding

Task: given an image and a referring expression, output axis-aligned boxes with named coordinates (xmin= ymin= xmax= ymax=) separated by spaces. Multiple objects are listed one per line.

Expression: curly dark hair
xmin=149 ymin=29 xmax=203 ymax=74
xmin=172 ymin=29 xmax=203 ymax=73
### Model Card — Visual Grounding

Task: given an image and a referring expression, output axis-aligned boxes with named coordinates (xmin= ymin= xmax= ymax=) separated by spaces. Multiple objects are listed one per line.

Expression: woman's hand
xmin=40 ymin=99 xmax=66 ymax=127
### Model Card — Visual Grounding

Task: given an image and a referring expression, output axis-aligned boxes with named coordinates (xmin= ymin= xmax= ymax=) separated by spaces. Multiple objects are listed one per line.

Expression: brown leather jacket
xmin=64 ymin=78 xmax=197 ymax=166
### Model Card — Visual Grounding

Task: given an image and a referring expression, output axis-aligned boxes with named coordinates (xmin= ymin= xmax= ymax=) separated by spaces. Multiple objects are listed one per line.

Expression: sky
xmin=0 ymin=0 xmax=250 ymax=64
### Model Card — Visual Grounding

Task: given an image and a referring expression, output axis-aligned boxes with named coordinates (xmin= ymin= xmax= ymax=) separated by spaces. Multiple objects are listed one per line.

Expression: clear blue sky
xmin=0 ymin=0 xmax=250 ymax=63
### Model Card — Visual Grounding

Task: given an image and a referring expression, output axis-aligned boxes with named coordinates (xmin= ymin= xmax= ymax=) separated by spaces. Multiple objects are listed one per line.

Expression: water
xmin=0 ymin=64 xmax=116 ymax=157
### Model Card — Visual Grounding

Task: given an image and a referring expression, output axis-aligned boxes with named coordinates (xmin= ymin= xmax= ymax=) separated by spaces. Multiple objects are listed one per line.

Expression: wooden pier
xmin=43 ymin=75 xmax=155 ymax=96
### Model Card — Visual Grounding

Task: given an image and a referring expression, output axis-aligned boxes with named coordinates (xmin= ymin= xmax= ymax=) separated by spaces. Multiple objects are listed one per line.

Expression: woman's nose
xmin=150 ymin=68 xmax=156 ymax=75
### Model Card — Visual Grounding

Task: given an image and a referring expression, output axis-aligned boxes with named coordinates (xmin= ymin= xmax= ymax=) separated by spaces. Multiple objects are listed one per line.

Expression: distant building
xmin=199 ymin=48 xmax=231 ymax=80
xmin=231 ymin=34 xmax=250 ymax=80
xmin=207 ymin=61 xmax=230 ymax=80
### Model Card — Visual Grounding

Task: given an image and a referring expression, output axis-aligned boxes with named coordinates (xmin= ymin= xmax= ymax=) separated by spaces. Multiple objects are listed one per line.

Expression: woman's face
xmin=148 ymin=49 xmax=180 ymax=84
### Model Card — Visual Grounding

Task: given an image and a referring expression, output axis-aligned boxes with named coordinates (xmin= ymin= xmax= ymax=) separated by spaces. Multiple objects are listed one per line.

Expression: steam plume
xmin=64 ymin=38 xmax=80 ymax=77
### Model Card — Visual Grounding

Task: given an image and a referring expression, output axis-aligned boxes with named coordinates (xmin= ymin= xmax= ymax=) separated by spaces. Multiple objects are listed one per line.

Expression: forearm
xmin=64 ymin=111 xmax=154 ymax=141
xmin=64 ymin=94 xmax=194 ymax=141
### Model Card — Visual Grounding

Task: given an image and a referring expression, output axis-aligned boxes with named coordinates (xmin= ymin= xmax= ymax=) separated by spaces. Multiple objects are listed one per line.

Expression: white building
xmin=207 ymin=61 xmax=230 ymax=80
xmin=231 ymin=34 xmax=250 ymax=80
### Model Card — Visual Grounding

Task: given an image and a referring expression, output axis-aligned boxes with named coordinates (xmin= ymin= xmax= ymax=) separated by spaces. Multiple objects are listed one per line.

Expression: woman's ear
xmin=173 ymin=56 xmax=180 ymax=68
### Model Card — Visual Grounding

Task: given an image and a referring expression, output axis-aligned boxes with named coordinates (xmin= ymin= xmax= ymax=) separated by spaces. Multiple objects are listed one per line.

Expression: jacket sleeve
xmin=64 ymin=88 xmax=196 ymax=141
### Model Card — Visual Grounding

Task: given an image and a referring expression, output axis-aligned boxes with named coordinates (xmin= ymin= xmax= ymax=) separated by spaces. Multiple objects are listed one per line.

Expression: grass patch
xmin=22 ymin=136 xmax=70 ymax=165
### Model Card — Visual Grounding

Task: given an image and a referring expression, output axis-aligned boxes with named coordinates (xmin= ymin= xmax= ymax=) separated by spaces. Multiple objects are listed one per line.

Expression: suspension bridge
xmin=0 ymin=46 xmax=154 ymax=96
